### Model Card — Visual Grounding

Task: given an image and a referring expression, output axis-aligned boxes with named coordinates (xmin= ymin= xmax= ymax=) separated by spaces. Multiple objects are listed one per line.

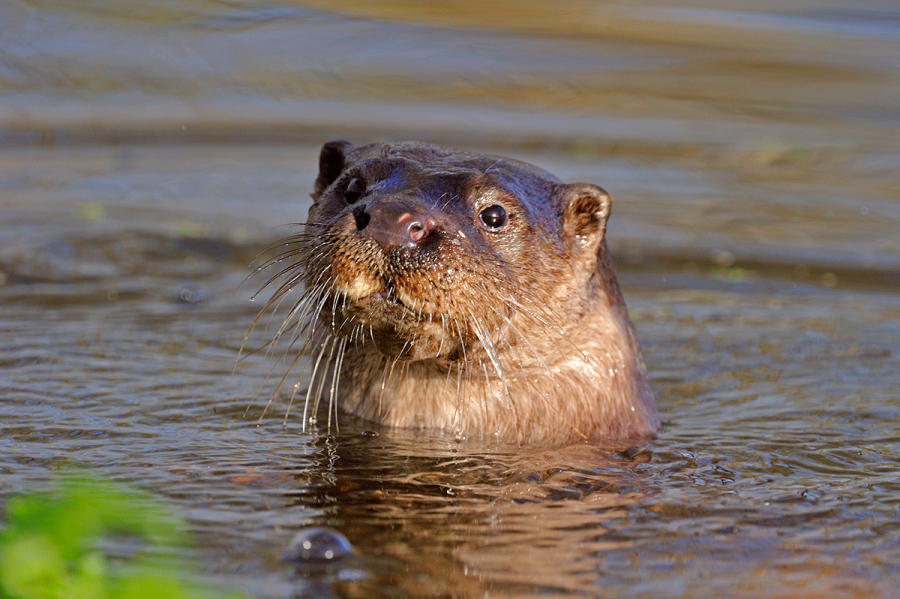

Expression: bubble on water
xmin=173 ymin=284 xmax=209 ymax=305
xmin=283 ymin=527 xmax=353 ymax=565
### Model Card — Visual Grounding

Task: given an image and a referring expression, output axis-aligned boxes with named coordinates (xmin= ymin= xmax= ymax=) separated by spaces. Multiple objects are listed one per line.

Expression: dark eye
xmin=344 ymin=178 xmax=366 ymax=204
xmin=478 ymin=204 xmax=508 ymax=230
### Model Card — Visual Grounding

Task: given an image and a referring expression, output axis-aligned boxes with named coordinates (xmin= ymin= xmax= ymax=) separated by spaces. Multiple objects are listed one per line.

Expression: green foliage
xmin=0 ymin=472 xmax=249 ymax=599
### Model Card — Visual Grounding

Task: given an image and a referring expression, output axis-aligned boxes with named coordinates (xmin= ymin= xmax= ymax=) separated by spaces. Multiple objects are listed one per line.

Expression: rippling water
xmin=2 ymin=1 xmax=899 ymax=597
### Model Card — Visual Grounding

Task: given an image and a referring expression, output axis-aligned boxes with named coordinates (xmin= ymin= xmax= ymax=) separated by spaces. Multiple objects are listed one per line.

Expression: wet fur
xmin=246 ymin=141 xmax=659 ymax=443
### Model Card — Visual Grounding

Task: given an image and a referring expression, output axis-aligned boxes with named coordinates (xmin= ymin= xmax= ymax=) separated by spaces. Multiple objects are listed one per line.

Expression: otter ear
xmin=561 ymin=183 xmax=612 ymax=254
xmin=314 ymin=140 xmax=354 ymax=195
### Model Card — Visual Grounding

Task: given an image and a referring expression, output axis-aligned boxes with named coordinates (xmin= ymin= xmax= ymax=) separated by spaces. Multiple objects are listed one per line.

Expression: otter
xmin=250 ymin=141 xmax=659 ymax=443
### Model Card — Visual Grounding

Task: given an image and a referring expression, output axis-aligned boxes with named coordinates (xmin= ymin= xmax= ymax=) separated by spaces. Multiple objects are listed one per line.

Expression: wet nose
xmin=353 ymin=199 xmax=439 ymax=250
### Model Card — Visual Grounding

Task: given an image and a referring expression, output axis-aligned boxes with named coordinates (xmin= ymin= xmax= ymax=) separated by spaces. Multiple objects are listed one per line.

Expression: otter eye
xmin=344 ymin=178 xmax=366 ymax=204
xmin=478 ymin=204 xmax=508 ymax=230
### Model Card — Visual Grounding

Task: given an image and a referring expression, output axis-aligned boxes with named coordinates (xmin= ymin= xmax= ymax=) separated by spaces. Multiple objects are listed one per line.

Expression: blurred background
xmin=3 ymin=0 xmax=899 ymax=282
xmin=2 ymin=1 xmax=899 ymax=598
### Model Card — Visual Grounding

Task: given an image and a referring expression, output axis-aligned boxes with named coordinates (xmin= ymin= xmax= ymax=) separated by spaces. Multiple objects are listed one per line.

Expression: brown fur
xmin=250 ymin=141 xmax=659 ymax=443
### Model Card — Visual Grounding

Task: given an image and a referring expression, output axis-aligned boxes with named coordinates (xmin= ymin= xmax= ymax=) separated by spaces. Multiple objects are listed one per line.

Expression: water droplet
xmin=282 ymin=527 xmax=353 ymax=565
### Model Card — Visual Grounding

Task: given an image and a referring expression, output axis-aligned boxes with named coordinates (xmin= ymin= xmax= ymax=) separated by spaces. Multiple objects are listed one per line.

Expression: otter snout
xmin=353 ymin=198 xmax=440 ymax=250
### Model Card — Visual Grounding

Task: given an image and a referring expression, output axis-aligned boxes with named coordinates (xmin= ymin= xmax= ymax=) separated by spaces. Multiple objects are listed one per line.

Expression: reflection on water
xmin=1 ymin=1 xmax=899 ymax=597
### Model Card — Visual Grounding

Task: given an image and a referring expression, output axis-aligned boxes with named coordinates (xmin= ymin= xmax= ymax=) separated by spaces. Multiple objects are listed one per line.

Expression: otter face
xmin=297 ymin=141 xmax=575 ymax=363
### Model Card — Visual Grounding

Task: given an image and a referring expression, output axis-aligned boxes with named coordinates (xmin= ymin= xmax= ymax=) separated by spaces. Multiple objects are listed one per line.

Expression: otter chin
xmin=250 ymin=140 xmax=660 ymax=443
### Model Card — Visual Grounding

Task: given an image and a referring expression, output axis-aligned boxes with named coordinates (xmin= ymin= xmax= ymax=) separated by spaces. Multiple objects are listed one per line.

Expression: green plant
xmin=0 ymin=472 xmax=249 ymax=599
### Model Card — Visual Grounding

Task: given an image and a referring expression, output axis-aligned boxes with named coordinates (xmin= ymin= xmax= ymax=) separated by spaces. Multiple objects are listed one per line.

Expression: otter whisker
xmin=379 ymin=354 xmax=403 ymax=416
xmin=378 ymin=354 xmax=391 ymax=413
xmin=242 ymin=298 xmax=326 ymax=423
xmin=435 ymin=312 xmax=447 ymax=358
xmin=302 ymin=336 xmax=332 ymax=432
xmin=272 ymin=328 xmax=330 ymax=427
xmin=466 ymin=308 xmax=504 ymax=381
xmin=254 ymin=330 xmax=317 ymax=424
xmin=328 ymin=336 xmax=348 ymax=434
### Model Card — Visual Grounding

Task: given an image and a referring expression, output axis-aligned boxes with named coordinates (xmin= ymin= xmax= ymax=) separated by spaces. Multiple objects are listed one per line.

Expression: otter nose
xmin=354 ymin=199 xmax=439 ymax=249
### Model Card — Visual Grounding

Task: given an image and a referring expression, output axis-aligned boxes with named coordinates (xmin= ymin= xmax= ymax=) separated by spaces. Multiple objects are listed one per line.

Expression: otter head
xmin=250 ymin=141 xmax=658 ymax=441
xmin=302 ymin=141 xmax=615 ymax=364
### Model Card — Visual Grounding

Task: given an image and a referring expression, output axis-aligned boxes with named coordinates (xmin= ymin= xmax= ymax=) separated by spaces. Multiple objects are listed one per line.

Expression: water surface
xmin=1 ymin=1 xmax=899 ymax=597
